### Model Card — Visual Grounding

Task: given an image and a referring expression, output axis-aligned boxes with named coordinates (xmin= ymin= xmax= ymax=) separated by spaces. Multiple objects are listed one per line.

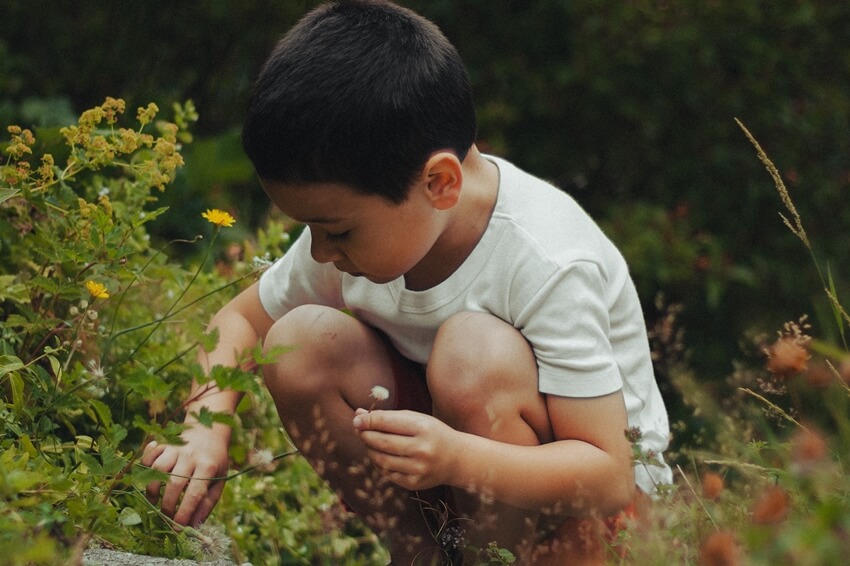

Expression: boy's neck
xmin=403 ymin=145 xmax=499 ymax=291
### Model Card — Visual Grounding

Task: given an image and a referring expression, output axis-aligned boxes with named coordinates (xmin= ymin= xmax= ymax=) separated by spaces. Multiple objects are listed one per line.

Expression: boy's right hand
xmin=141 ymin=423 xmax=231 ymax=527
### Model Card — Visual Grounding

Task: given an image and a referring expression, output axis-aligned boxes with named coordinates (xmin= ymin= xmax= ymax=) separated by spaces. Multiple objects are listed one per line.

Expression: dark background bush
xmin=3 ymin=0 xmax=848 ymax=402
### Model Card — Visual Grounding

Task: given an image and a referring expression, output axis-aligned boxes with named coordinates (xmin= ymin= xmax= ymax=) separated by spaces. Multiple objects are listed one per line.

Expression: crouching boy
xmin=143 ymin=1 xmax=673 ymax=564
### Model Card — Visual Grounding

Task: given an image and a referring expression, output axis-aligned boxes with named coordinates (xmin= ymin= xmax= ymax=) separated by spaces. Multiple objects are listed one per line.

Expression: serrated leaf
xmin=133 ymin=417 xmax=187 ymax=445
xmin=199 ymin=327 xmax=220 ymax=353
xmin=88 ymin=399 xmax=114 ymax=428
xmin=252 ymin=343 xmax=294 ymax=365
xmin=191 ymin=406 xmax=236 ymax=429
xmin=126 ymin=464 xmax=168 ymax=489
xmin=209 ymin=365 xmax=261 ymax=395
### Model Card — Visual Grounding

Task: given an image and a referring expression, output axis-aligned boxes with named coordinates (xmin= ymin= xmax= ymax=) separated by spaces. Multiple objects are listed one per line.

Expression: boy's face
xmin=262 ymin=180 xmax=446 ymax=285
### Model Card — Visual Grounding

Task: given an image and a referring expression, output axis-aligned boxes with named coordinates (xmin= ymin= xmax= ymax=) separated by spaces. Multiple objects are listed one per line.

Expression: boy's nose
xmin=310 ymin=234 xmax=343 ymax=264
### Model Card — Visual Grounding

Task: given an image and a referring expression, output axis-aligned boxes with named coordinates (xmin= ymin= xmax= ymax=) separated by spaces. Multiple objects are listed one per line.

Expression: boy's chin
xmin=363 ymin=273 xmax=398 ymax=285
xmin=341 ymin=270 xmax=396 ymax=285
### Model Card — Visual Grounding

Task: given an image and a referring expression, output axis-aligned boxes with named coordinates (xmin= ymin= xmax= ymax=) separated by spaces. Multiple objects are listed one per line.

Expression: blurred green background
xmin=2 ymin=0 xmax=848 ymax=403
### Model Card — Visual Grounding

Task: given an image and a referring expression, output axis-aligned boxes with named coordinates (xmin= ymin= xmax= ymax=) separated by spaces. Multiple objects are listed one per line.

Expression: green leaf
xmin=209 ymin=365 xmax=261 ymax=395
xmin=133 ymin=417 xmax=187 ymax=445
xmin=88 ymin=399 xmax=114 ymax=428
xmin=126 ymin=465 xmax=168 ymax=489
xmin=118 ymin=507 xmax=142 ymax=526
xmin=199 ymin=327 xmax=220 ymax=353
xmin=9 ymin=371 xmax=25 ymax=414
xmin=191 ymin=406 xmax=236 ymax=429
xmin=125 ymin=366 xmax=175 ymax=399
xmin=3 ymin=469 xmax=50 ymax=493
xmin=0 ymin=354 xmax=25 ymax=379
xmin=78 ymin=451 xmax=104 ymax=475
xmin=0 ymin=187 xmax=20 ymax=205
xmin=252 ymin=343 xmax=294 ymax=365
xmin=0 ymin=275 xmax=30 ymax=303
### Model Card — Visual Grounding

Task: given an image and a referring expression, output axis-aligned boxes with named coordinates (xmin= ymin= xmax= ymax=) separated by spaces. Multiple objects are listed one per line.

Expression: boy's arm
xmin=354 ymin=390 xmax=635 ymax=517
xmin=142 ymin=282 xmax=275 ymax=526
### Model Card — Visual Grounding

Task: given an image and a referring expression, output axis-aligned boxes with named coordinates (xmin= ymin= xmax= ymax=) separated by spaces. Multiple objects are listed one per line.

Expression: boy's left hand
xmin=353 ymin=408 xmax=455 ymax=491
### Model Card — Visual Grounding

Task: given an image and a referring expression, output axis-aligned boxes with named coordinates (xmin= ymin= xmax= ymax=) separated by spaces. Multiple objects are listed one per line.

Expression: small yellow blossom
xmin=201 ymin=208 xmax=236 ymax=228
xmin=85 ymin=280 xmax=110 ymax=299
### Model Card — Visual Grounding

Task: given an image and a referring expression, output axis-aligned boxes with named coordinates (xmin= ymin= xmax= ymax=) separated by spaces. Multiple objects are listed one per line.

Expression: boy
xmin=142 ymin=1 xmax=672 ymax=564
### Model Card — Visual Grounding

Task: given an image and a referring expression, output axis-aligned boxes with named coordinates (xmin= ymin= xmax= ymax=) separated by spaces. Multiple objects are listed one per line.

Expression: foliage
xmin=2 ymin=6 xmax=850 ymax=563
xmin=0 ymin=99 xmax=384 ymax=565
xmin=615 ymin=128 xmax=850 ymax=566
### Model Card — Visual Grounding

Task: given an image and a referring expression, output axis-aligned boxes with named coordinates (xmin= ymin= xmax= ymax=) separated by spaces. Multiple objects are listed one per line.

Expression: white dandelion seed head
xmin=370 ymin=385 xmax=389 ymax=402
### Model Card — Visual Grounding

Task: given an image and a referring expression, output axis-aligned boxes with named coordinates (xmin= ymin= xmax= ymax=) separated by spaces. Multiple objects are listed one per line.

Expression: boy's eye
xmin=325 ymin=229 xmax=351 ymax=243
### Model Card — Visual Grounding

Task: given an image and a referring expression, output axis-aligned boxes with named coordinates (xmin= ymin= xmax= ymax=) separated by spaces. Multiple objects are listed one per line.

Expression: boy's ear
xmin=421 ymin=151 xmax=463 ymax=210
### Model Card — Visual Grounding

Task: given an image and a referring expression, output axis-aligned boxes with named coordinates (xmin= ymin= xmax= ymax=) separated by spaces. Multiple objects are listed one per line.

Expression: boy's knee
xmin=428 ymin=312 xmax=536 ymax=405
xmin=262 ymin=304 xmax=347 ymax=398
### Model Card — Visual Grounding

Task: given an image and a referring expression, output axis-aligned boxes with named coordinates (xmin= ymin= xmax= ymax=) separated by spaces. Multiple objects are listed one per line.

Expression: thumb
xmin=352 ymin=410 xmax=373 ymax=431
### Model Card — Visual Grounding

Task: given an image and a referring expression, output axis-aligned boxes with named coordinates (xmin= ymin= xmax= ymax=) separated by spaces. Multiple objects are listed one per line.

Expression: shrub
xmin=0 ymin=99 xmax=385 ymax=565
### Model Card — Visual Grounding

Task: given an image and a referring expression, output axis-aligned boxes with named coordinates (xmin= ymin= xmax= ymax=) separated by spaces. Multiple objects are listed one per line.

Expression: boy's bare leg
xmin=263 ymin=305 xmax=441 ymax=565
xmin=427 ymin=312 xmax=555 ymax=563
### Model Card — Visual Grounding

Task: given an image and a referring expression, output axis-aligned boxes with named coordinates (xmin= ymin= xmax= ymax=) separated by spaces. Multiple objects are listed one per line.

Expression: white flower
xmin=248 ymin=448 xmax=276 ymax=472
xmin=370 ymin=385 xmax=389 ymax=402
xmin=250 ymin=254 xmax=274 ymax=272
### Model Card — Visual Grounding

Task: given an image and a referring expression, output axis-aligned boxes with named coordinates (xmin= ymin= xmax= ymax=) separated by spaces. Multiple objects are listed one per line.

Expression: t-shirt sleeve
xmin=514 ymin=259 xmax=624 ymax=398
xmin=257 ymin=229 xmax=345 ymax=320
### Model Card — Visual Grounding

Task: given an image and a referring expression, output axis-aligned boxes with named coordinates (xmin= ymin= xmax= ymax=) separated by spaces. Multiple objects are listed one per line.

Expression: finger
xmin=386 ymin=470 xmax=423 ymax=491
xmin=173 ymin=475 xmax=211 ymax=526
xmin=353 ymin=409 xmax=421 ymax=435
xmin=189 ymin=480 xmax=225 ymax=527
xmin=366 ymin=447 xmax=405 ymax=471
xmin=161 ymin=462 xmax=193 ymax=520
xmin=360 ymin=429 xmax=417 ymax=457
xmin=145 ymin=448 xmax=177 ymax=504
xmin=140 ymin=440 xmax=165 ymax=466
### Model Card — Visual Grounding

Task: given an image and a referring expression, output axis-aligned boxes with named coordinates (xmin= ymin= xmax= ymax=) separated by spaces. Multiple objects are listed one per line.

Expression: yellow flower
xmin=85 ymin=280 xmax=110 ymax=299
xmin=201 ymin=208 xmax=236 ymax=227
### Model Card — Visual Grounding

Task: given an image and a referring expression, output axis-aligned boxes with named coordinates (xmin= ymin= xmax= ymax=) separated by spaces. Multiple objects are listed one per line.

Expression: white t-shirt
xmin=259 ymin=155 xmax=673 ymax=491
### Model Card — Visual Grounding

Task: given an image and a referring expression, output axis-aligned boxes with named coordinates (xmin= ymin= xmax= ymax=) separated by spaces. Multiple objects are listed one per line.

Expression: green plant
xmin=610 ymin=123 xmax=850 ymax=566
xmin=0 ymin=99 xmax=390 ymax=565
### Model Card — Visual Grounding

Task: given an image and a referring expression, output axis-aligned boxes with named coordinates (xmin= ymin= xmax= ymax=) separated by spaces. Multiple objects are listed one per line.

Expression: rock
xmin=82 ymin=548 xmax=244 ymax=566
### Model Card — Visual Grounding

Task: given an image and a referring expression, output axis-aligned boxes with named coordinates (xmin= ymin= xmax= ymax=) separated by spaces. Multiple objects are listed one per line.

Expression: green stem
xmin=106 ymin=270 xmax=253 ymax=353
xmin=115 ymin=228 xmax=220 ymax=366
xmin=103 ymin=235 xmax=203 ymax=358
xmin=132 ymin=449 xmax=299 ymax=482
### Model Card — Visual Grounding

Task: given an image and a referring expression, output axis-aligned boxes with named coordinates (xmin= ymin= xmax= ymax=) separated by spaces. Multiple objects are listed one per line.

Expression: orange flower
xmin=701 ymin=472 xmax=724 ymax=501
xmin=765 ymin=336 xmax=809 ymax=376
xmin=699 ymin=530 xmax=741 ymax=566
xmin=791 ymin=427 xmax=827 ymax=472
xmin=751 ymin=485 xmax=790 ymax=525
